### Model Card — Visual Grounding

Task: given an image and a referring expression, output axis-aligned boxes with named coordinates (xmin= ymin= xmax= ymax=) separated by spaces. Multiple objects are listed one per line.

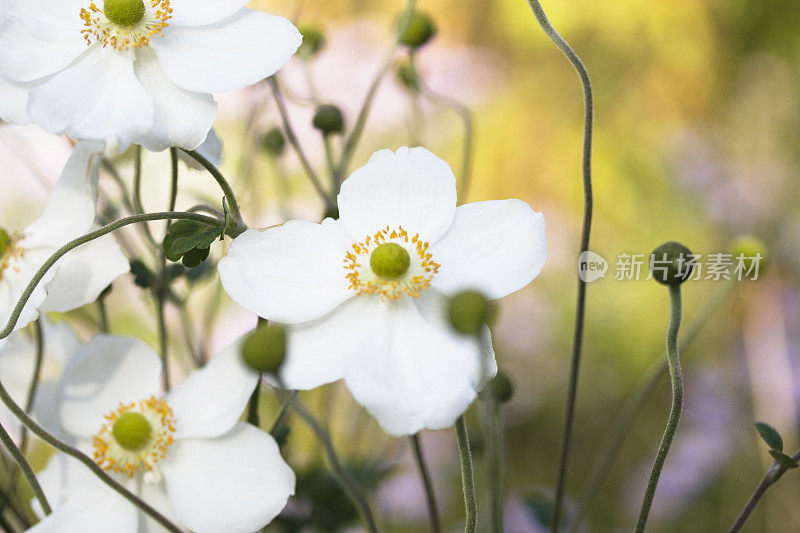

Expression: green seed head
xmin=397 ymin=11 xmax=437 ymax=49
xmin=370 ymin=243 xmax=411 ymax=280
xmin=262 ymin=127 xmax=286 ymax=157
xmin=447 ymin=290 xmax=495 ymax=335
xmin=0 ymin=227 xmax=10 ymax=259
xmin=649 ymin=241 xmax=695 ymax=286
xmin=297 ymin=25 xmax=326 ymax=59
xmin=731 ymin=236 xmax=769 ymax=275
xmin=242 ymin=324 xmax=287 ymax=374
xmin=485 ymin=370 xmax=514 ymax=404
xmin=104 ymin=0 xmax=146 ymax=27
xmin=112 ymin=412 xmax=152 ymax=451
xmin=312 ymin=104 xmax=345 ymax=135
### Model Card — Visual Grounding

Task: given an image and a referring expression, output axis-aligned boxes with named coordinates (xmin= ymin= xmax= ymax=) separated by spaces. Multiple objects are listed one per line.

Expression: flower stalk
xmin=411 ymin=434 xmax=441 ymax=533
xmin=455 ymin=416 xmax=477 ymax=533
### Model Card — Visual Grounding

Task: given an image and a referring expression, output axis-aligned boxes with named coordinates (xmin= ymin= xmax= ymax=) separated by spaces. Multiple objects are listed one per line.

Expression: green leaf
xmin=130 ymin=260 xmax=155 ymax=289
xmin=756 ymin=422 xmax=784 ymax=451
xmin=769 ymin=450 xmax=798 ymax=470
xmin=163 ymin=221 xmax=223 ymax=262
xmin=162 ymin=234 xmax=183 ymax=262
xmin=181 ymin=247 xmax=210 ymax=268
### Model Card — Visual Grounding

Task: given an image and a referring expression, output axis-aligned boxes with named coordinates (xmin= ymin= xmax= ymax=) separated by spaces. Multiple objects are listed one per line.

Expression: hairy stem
xmin=411 ymin=434 xmax=441 ymax=533
xmin=635 ymin=285 xmax=683 ymax=532
xmin=180 ymin=149 xmax=246 ymax=234
xmin=455 ymin=416 xmax=477 ymax=533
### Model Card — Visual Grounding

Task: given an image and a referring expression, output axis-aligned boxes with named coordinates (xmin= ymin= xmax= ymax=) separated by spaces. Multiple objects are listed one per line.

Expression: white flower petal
xmin=133 ymin=48 xmax=218 ymax=152
xmin=0 ymin=76 xmax=32 ymax=124
xmin=344 ymin=297 xmax=495 ymax=436
xmin=27 ymin=45 xmax=154 ymax=149
xmin=430 ymin=200 xmax=547 ymax=299
xmin=282 ymin=296 xmax=383 ymax=390
xmin=338 ymin=147 xmax=457 ymax=242
xmin=7 ymin=0 xmax=86 ymax=31
xmin=0 ymin=15 xmax=86 ymax=82
xmin=152 ymin=9 xmax=301 ymax=94
xmin=167 ymin=339 xmax=259 ymax=440
xmin=179 ymin=128 xmax=223 ymax=170
xmin=59 ymin=335 xmax=163 ymax=439
xmin=138 ymin=481 xmax=180 ymax=533
xmin=167 ymin=0 xmax=250 ymax=27
xmin=0 ymin=249 xmax=53 ymax=334
xmin=162 ymin=422 xmax=295 ymax=533
xmin=41 ymin=231 xmax=130 ymax=313
xmin=218 ymin=220 xmax=352 ymax=324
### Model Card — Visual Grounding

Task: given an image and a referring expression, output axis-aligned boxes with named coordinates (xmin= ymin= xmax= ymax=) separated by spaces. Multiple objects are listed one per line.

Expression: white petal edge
xmin=167 ymin=339 xmax=259 ymax=440
xmin=133 ymin=48 xmax=218 ymax=152
xmin=59 ymin=335 xmax=163 ymax=439
xmin=167 ymin=0 xmax=250 ymax=27
xmin=152 ymin=9 xmax=301 ymax=94
xmin=0 ymin=76 xmax=32 ymax=124
xmin=162 ymin=422 xmax=295 ymax=533
xmin=27 ymin=45 xmax=155 ymax=149
xmin=218 ymin=220 xmax=352 ymax=324
xmin=0 ymin=15 xmax=86 ymax=82
xmin=337 ymin=147 xmax=458 ymax=243
xmin=344 ymin=296 xmax=495 ymax=436
xmin=430 ymin=199 xmax=547 ymax=299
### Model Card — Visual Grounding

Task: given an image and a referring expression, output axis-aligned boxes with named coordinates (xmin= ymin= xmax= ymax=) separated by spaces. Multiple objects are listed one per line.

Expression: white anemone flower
xmin=219 ymin=147 xmax=547 ymax=435
xmin=0 ymin=140 xmax=128 ymax=335
xmin=0 ymin=0 xmax=301 ymax=151
xmin=32 ymin=334 xmax=295 ymax=533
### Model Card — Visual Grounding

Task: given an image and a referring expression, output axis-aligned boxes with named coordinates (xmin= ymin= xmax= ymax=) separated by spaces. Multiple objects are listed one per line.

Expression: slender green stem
xmin=411 ymin=434 xmax=441 ymax=533
xmin=268 ymin=77 xmax=334 ymax=209
xmin=97 ymin=297 xmax=110 ymax=332
xmin=0 ymin=212 xmax=221 ymax=340
xmin=180 ymin=149 xmax=246 ymax=233
xmin=323 ymin=135 xmax=339 ymax=194
xmin=524 ymin=3 xmax=594 ymax=530
xmin=0 ymin=422 xmax=49 ymax=516
xmin=728 ymin=450 xmax=800 ymax=532
xmin=455 ymin=416 xmax=477 ymax=533
xmin=100 ymin=159 xmax=136 ymax=216
xmin=635 ymin=285 xmax=684 ymax=532
xmin=278 ymin=389 xmax=379 ymax=533
xmin=485 ymin=398 xmax=505 ymax=533
xmin=269 ymin=389 xmax=297 ymax=438
xmin=132 ymin=146 xmax=158 ymax=248
xmin=247 ymin=380 xmax=261 ymax=428
xmin=572 ymin=280 xmax=735 ymax=531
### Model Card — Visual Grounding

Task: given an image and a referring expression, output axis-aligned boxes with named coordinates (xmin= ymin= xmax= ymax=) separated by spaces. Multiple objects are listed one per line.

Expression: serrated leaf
xmin=756 ymin=422 xmax=784 ymax=451
xmin=769 ymin=450 xmax=798 ymax=470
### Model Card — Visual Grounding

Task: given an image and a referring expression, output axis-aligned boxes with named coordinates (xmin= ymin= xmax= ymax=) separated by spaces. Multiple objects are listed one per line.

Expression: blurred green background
xmin=3 ymin=0 xmax=800 ymax=531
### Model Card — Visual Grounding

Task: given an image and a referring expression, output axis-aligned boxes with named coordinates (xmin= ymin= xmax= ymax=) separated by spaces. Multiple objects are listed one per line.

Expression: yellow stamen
xmin=80 ymin=0 xmax=172 ymax=51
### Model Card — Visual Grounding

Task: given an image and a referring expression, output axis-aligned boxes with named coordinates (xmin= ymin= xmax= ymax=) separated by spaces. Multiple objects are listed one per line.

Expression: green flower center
xmin=103 ymin=0 xmax=145 ymax=27
xmin=112 ymin=412 xmax=152 ymax=451
xmin=0 ymin=227 xmax=10 ymax=260
xmin=370 ymin=243 xmax=411 ymax=280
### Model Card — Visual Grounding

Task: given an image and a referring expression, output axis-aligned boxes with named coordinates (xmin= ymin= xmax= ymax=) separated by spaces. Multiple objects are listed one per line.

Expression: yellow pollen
xmin=344 ymin=225 xmax=440 ymax=301
xmin=80 ymin=0 xmax=172 ymax=51
xmin=92 ymin=396 xmax=176 ymax=478
xmin=0 ymin=230 xmax=24 ymax=282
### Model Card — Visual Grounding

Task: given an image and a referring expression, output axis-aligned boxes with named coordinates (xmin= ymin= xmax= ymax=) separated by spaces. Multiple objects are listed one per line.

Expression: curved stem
xmin=572 ymin=280 xmax=734 ymax=531
xmin=19 ymin=321 xmax=45 ymax=456
xmin=180 ymin=149 xmax=246 ymax=233
xmin=635 ymin=285 xmax=683 ymax=532
xmin=523 ymin=3 xmax=594 ymax=530
xmin=411 ymin=434 xmax=441 ymax=533
xmin=0 ymin=212 xmax=221 ymax=340
xmin=0 ymin=421 xmax=49 ymax=516
xmin=268 ymin=76 xmax=334 ymax=209
xmin=728 ymin=450 xmax=800 ymax=532
xmin=280 ymin=390 xmax=379 ymax=533
xmin=455 ymin=416 xmax=477 ymax=533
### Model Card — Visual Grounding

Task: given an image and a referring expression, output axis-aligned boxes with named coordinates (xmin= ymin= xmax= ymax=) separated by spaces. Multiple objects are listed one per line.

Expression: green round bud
xmin=487 ymin=371 xmax=514 ymax=403
xmin=731 ymin=236 xmax=769 ymax=275
xmin=297 ymin=25 xmax=326 ymax=59
xmin=104 ymin=0 xmax=145 ymax=27
xmin=0 ymin=227 xmax=11 ymax=259
xmin=262 ymin=127 xmax=286 ymax=157
xmin=396 ymin=58 xmax=420 ymax=91
xmin=448 ymin=290 xmax=495 ymax=335
xmin=242 ymin=324 xmax=287 ymax=374
xmin=649 ymin=241 xmax=695 ymax=286
xmin=397 ymin=11 xmax=437 ymax=49
xmin=370 ymin=243 xmax=410 ymax=280
xmin=112 ymin=412 xmax=152 ymax=451
xmin=312 ymin=104 xmax=345 ymax=135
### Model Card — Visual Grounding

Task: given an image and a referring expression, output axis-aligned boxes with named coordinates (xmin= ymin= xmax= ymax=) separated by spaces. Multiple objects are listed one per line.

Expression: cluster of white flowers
xmin=0 ymin=0 xmax=547 ymax=531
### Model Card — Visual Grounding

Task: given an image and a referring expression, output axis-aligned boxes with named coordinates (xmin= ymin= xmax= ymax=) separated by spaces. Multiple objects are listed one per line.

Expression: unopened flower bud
xmin=396 ymin=58 xmax=420 ymax=91
xmin=397 ymin=11 xmax=437 ymax=49
xmin=448 ymin=290 xmax=495 ymax=335
xmin=262 ymin=127 xmax=286 ymax=157
xmin=312 ymin=104 xmax=344 ymax=135
xmin=242 ymin=324 xmax=287 ymax=374
xmin=297 ymin=25 xmax=326 ymax=59
xmin=649 ymin=242 xmax=695 ymax=286
xmin=486 ymin=370 xmax=514 ymax=403
xmin=731 ymin=236 xmax=768 ymax=276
